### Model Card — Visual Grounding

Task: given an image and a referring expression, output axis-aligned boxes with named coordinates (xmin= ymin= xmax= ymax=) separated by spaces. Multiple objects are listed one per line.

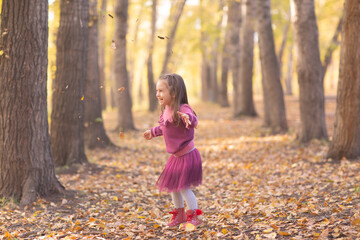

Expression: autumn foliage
xmin=1 ymin=97 xmax=360 ymax=239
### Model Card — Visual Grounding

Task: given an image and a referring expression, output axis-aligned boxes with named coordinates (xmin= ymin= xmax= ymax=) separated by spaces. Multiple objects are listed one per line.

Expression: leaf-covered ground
xmin=1 ymin=96 xmax=360 ymax=239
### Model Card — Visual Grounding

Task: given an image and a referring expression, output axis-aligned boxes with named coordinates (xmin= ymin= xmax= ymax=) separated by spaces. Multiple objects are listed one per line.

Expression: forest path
xmin=2 ymin=96 xmax=360 ymax=239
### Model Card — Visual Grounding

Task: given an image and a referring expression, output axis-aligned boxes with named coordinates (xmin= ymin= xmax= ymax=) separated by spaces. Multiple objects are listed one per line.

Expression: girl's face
xmin=156 ymin=80 xmax=173 ymax=107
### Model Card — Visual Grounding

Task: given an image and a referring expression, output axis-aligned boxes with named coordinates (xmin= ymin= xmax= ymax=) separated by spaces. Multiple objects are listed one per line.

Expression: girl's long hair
xmin=158 ymin=73 xmax=195 ymax=126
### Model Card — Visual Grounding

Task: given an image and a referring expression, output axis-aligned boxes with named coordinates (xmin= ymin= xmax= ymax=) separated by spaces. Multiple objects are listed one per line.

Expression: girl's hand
xmin=143 ymin=130 xmax=152 ymax=140
xmin=177 ymin=111 xmax=191 ymax=128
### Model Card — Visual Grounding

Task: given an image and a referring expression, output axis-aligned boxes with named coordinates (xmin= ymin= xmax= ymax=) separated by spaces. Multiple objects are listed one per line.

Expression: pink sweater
xmin=151 ymin=104 xmax=198 ymax=155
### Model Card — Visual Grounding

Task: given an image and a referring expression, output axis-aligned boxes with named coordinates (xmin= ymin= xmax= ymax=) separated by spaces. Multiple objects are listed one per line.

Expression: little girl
xmin=143 ymin=73 xmax=203 ymax=227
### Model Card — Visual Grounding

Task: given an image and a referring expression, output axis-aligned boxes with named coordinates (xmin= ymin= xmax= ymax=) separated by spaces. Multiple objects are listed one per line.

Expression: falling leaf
xmin=111 ymin=40 xmax=116 ymax=49
xmin=0 ymin=50 xmax=3 ymax=56
xmin=81 ymin=96 xmax=84 ymax=101
xmin=97 ymin=137 xmax=101 ymax=141
xmin=118 ymin=87 xmax=125 ymax=92
xmin=95 ymin=118 xmax=103 ymax=123
xmin=108 ymin=14 xmax=114 ymax=18
xmin=157 ymin=36 xmax=165 ymax=40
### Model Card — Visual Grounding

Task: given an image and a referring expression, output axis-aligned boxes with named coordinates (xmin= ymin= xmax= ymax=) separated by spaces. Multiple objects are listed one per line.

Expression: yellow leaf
xmin=81 ymin=96 xmax=84 ymax=101
xmin=222 ymin=228 xmax=228 ymax=234
xmin=89 ymin=217 xmax=97 ymax=222
xmin=352 ymin=218 xmax=360 ymax=225
xmin=0 ymin=50 xmax=3 ymax=56
xmin=263 ymin=228 xmax=273 ymax=233
xmin=113 ymin=196 xmax=118 ymax=201
xmin=4 ymin=231 xmax=10 ymax=238
xmin=137 ymin=216 xmax=145 ymax=219
xmin=116 ymin=174 xmax=121 ymax=178
xmin=185 ymin=223 xmax=196 ymax=231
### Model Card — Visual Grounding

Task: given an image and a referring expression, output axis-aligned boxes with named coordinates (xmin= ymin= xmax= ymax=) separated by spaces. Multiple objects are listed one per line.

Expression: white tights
xmin=171 ymin=188 xmax=198 ymax=210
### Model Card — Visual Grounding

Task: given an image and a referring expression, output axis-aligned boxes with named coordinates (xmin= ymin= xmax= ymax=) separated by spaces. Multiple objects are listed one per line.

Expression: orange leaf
xmin=278 ymin=231 xmax=290 ymax=236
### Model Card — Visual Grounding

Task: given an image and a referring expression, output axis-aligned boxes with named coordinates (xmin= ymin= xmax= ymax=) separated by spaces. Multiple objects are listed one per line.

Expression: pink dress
xmin=151 ymin=104 xmax=202 ymax=192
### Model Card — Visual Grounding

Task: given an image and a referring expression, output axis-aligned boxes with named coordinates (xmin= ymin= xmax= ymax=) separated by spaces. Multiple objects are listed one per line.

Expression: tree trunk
xmin=84 ymin=0 xmax=114 ymax=149
xmin=208 ymin=0 xmax=224 ymax=103
xmin=114 ymin=0 xmax=135 ymax=131
xmin=229 ymin=1 xmax=241 ymax=116
xmin=0 ymin=0 xmax=65 ymax=205
xmin=236 ymin=0 xmax=257 ymax=117
xmin=161 ymin=0 xmax=186 ymax=74
xmin=257 ymin=0 xmax=288 ymax=133
xmin=51 ymin=0 xmax=89 ymax=166
xmin=99 ymin=0 xmax=107 ymax=111
xmin=219 ymin=1 xmax=234 ymax=108
xmin=285 ymin=44 xmax=293 ymax=95
xmin=278 ymin=22 xmax=290 ymax=82
xmin=147 ymin=0 xmax=158 ymax=112
xmin=327 ymin=0 xmax=360 ymax=160
xmin=321 ymin=16 xmax=343 ymax=82
xmin=291 ymin=0 xmax=328 ymax=142
xmin=129 ymin=2 xmax=145 ymax=96
xmin=200 ymin=0 xmax=210 ymax=102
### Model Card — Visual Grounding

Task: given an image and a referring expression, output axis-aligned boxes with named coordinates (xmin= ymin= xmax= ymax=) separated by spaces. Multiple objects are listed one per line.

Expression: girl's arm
xmin=177 ymin=104 xmax=198 ymax=128
xmin=151 ymin=125 xmax=163 ymax=137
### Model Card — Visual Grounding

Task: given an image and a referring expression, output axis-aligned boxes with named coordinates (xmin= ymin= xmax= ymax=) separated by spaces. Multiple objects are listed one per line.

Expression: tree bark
xmin=51 ymin=0 xmax=89 ymax=166
xmin=200 ymin=0 xmax=211 ymax=101
xmin=278 ymin=22 xmax=290 ymax=82
xmin=235 ymin=0 xmax=257 ymax=117
xmin=229 ymin=1 xmax=241 ymax=116
xmin=257 ymin=0 xmax=288 ymax=133
xmin=98 ymin=0 xmax=107 ymax=111
xmin=291 ymin=0 xmax=328 ymax=142
xmin=147 ymin=0 xmax=158 ymax=112
xmin=114 ymin=0 xmax=135 ymax=131
xmin=161 ymin=0 xmax=186 ymax=74
xmin=327 ymin=0 xmax=360 ymax=160
xmin=84 ymin=0 xmax=114 ymax=149
xmin=321 ymin=16 xmax=343 ymax=82
xmin=219 ymin=1 xmax=234 ymax=108
xmin=0 ymin=0 xmax=65 ymax=205
xmin=285 ymin=44 xmax=293 ymax=95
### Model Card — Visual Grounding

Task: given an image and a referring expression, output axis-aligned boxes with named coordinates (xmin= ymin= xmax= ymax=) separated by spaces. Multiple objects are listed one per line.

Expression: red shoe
xmin=185 ymin=209 xmax=203 ymax=226
xmin=167 ymin=208 xmax=187 ymax=226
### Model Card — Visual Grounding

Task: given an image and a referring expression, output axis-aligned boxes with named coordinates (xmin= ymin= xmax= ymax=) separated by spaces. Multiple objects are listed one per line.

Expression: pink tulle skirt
xmin=156 ymin=148 xmax=202 ymax=192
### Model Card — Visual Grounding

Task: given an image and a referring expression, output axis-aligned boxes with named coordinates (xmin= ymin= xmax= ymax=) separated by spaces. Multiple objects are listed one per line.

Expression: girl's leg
xmin=180 ymin=188 xmax=203 ymax=226
xmin=179 ymin=188 xmax=198 ymax=210
xmin=171 ymin=191 xmax=184 ymax=208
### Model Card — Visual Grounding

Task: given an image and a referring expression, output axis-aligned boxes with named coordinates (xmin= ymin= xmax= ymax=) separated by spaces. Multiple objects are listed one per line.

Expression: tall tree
xmin=327 ymin=0 xmax=360 ymax=160
xmin=0 ymin=0 xmax=64 ymax=205
xmin=291 ymin=0 xmax=327 ymax=142
xmin=285 ymin=44 xmax=294 ymax=95
xmin=200 ymin=0 xmax=211 ymax=101
xmin=51 ymin=0 xmax=89 ymax=166
xmin=229 ymin=1 xmax=241 ymax=115
xmin=219 ymin=1 xmax=235 ymax=107
xmin=208 ymin=0 xmax=224 ymax=103
xmin=147 ymin=0 xmax=158 ymax=112
xmin=257 ymin=0 xmax=288 ymax=133
xmin=98 ymin=0 xmax=108 ymax=110
xmin=321 ymin=16 xmax=343 ymax=83
xmin=85 ymin=0 xmax=113 ymax=149
xmin=114 ymin=0 xmax=135 ymax=131
xmin=235 ymin=0 xmax=257 ymax=117
xmin=161 ymin=0 xmax=187 ymax=74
